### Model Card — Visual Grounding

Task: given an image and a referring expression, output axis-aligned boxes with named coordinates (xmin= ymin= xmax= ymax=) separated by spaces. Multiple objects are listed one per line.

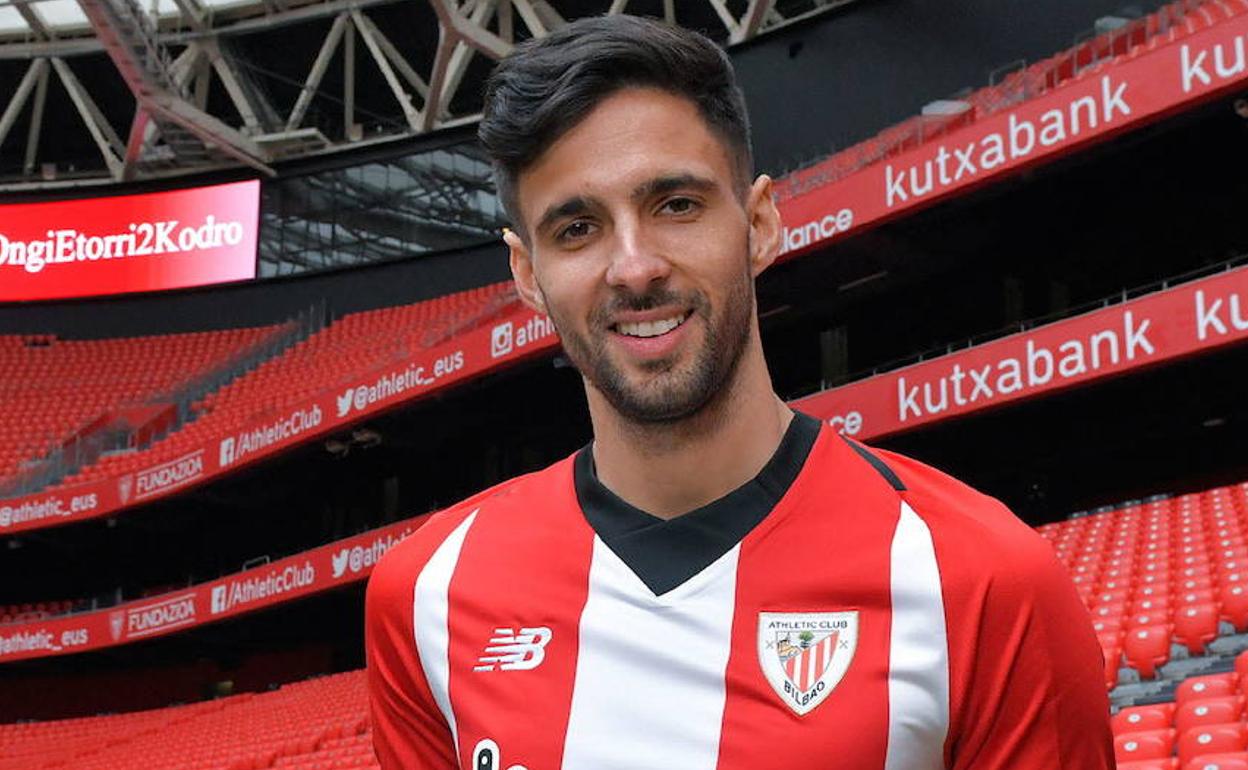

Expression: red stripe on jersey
xmin=444 ymin=457 xmax=597 ymax=770
xmin=716 ymin=431 xmax=901 ymax=769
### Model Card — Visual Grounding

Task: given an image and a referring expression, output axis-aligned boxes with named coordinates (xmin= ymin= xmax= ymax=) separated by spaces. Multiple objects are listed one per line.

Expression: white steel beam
xmin=435 ymin=0 xmax=497 ymax=117
xmin=734 ymin=0 xmax=775 ymax=43
xmin=51 ymin=57 xmax=123 ymax=177
xmin=706 ymin=0 xmax=740 ymax=37
xmin=23 ymin=60 xmax=50 ymax=174
xmin=510 ymin=0 xmax=545 ymax=37
xmin=0 ymin=58 xmax=46 ymax=149
xmin=343 ymin=16 xmax=354 ymax=135
xmin=429 ymin=0 xmax=511 ymax=60
xmin=420 ymin=23 xmax=454 ymax=131
xmin=351 ymin=9 xmax=420 ymax=130
xmin=351 ymin=11 xmax=429 ymax=100
xmin=203 ymin=39 xmax=263 ymax=132
xmin=286 ymin=11 xmax=348 ymax=130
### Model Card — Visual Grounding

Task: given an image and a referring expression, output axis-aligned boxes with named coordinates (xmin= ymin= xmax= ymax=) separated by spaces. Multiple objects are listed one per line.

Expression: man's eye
xmin=659 ymin=197 xmax=700 ymax=216
xmin=557 ymin=220 xmax=595 ymax=242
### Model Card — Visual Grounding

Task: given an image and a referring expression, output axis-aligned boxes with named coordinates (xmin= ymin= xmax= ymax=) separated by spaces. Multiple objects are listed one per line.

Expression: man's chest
xmin=429 ymin=508 xmax=944 ymax=770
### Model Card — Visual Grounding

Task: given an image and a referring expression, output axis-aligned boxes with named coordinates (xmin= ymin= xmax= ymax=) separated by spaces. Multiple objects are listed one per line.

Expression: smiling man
xmin=366 ymin=15 xmax=1114 ymax=770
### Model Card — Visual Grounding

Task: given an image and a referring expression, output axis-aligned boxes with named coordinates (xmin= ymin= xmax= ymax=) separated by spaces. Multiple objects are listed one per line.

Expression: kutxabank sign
xmin=0 ymin=180 xmax=259 ymax=302
xmin=796 ymin=265 xmax=1248 ymax=441
xmin=775 ymin=10 xmax=1248 ymax=258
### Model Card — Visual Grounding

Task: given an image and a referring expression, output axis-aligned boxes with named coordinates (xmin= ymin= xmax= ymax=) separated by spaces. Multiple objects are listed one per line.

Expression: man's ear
xmin=746 ymin=174 xmax=782 ymax=277
xmin=505 ymin=228 xmax=547 ymax=314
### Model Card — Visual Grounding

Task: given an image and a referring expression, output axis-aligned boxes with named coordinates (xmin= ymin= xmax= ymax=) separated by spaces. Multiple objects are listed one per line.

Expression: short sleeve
xmin=365 ymin=539 xmax=459 ymax=769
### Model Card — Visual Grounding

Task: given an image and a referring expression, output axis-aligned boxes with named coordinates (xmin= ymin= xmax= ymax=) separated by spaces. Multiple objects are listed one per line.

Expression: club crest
xmin=758 ymin=611 xmax=858 ymax=716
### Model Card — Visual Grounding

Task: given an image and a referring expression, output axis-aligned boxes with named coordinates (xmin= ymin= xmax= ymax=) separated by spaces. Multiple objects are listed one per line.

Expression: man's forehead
xmin=514 ymin=88 xmax=736 ymax=223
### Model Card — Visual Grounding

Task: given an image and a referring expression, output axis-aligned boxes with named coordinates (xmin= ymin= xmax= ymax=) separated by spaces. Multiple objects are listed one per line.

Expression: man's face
xmin=508 ymin=88 xmax=777 ymax=424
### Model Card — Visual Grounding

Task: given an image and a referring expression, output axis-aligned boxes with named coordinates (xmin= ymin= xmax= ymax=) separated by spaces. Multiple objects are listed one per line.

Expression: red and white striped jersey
xmin=366 ymin=413 xmax=1113 ymax=769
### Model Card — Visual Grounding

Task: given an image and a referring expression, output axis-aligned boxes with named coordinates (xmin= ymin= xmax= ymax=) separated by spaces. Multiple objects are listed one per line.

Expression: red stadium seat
xmin=1182 ymin=754 xmax=1248 ymax=770
xmin=1219 ymin=584 xmax=1248 ymax=631
xmin=1174 ymin=603 xmax=1222 ymax=655
xmin=1117 ymin=729 xmax=1178 ymax=763
xmin=1179 ymin=675 xmax=1241 ymax=705
xmin=1118 ymin=761 xmax=1178 ymax=770
xmin=1114 ymin=704 xmax=1177 ymax=734
xmin=1179 ymin=724 xmax=1248 ymax=766
xmin=1124 ymin=625 xmax=1173 ymax=678
xmin=1175 ymin=697 xmax=1245 ymax=734
xmin=1133 ymin=596 xmax=1175 ymax=616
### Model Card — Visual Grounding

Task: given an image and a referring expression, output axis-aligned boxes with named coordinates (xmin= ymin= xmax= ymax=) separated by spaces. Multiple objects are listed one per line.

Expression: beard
xmin=542 ymin=260 xmax=755 ymax=425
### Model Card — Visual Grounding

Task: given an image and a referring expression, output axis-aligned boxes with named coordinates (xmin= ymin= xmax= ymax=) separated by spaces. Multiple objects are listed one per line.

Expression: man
xmin=367 ymin=15 xmax=1114 ymax=769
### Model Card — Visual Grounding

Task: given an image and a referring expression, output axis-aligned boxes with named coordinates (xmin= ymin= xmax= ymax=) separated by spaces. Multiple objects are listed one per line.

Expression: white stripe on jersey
xmin=884 ymin=501 xmax=950 ymax=770
xmin=413 ymin=509 xmax=479 ymax=763
xmin=560 ymin=536 xmax=739 ymax=770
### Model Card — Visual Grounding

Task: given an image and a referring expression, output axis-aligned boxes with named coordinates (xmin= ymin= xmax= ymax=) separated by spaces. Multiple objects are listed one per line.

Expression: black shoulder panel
xmin=844 ymin=438 xmax=907 ymax=492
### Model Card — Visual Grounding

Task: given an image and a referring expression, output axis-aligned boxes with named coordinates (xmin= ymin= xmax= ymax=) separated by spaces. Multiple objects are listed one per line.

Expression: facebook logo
xmin=219 ymin=437 xmax=236 ymax=467
xmin=210 ymin=585 xmax=227 ymax=615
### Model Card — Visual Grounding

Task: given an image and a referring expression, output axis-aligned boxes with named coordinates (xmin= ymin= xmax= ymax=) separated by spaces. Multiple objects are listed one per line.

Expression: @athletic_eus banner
xmin=0 ymin=180 xmax=259 ymax=302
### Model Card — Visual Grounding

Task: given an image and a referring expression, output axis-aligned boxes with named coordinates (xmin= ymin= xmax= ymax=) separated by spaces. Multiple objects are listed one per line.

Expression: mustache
xmin=591 ymin=287 xmax=709 ymax=326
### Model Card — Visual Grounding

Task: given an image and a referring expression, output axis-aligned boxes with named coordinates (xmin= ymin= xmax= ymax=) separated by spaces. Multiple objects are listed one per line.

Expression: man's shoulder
xmin=862 ymin=444 xmax=1060 ymax=581
xmin=368 ymin=454 xmax=574 ymax=596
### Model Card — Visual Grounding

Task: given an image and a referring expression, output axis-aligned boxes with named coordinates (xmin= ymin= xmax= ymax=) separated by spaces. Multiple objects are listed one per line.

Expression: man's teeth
xmin=616 ymin=315 xmax=685 ymax=338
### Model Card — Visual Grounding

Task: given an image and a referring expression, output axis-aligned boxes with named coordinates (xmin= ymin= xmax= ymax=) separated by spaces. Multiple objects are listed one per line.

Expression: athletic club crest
xmin=118 ymin=475 xmax=133 ymax=505
xmin=758 ymin=611 xmax=858 ymax=716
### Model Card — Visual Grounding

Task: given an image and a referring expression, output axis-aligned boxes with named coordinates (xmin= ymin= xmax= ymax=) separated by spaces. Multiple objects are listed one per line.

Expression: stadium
xmin=2 ymin=0 xmax=1248 ymax=766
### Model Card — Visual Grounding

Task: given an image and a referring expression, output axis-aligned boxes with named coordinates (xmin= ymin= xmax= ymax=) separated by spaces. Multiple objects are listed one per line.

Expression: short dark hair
xmin=479 ymin=15 xmax=754 ymax=234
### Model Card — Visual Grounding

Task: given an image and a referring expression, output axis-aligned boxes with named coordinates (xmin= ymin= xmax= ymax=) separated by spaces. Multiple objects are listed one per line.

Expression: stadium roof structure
xmin=0 ymin=0 xmax=855 ymax=194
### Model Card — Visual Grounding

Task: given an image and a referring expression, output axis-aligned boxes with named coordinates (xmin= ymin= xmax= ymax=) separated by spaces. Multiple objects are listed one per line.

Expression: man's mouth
xmin=611 ymin=311 xmax=693 ymax=338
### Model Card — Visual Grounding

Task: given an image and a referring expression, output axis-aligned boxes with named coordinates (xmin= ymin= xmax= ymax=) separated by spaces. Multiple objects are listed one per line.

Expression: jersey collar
xmin=573 ymin=411 xmax=822 ymax=596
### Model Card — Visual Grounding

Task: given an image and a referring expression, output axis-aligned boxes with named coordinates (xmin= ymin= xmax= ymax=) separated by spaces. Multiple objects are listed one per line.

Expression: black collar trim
xmin=574 ymin=412 xmax=822 ymax=596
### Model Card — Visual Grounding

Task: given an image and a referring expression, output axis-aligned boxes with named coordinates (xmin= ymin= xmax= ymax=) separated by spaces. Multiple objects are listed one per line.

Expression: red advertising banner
xmin=0 ymin=303 xmax=559 ymax=535
xmin=795 ymin=265 xmax=1248 ymax=440
xmin=0 ymin=515 xmax=430 ymax=663
xmin=0 ymin=180 xmax=259 ymax=302
xmin=774 ymin=11 xmax=1248 ymax=258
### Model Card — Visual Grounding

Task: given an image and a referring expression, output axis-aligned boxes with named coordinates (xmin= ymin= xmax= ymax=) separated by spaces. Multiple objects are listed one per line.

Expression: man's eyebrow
xmin=631 ymin=173 xmax=717 ymax=201
xmin=536 ymin=195 xmax=594 ymax=236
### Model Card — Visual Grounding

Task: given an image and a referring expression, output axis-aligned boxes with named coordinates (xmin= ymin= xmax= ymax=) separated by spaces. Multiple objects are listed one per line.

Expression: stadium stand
xmin=0 ymin=327 xmax=282 ymax=490
xmin=0 ymin=670 xmax=372 ymax=770
xmin=0 ymin=600 xmax=81 ymax=624
xmin=0 ymin=282 xmax=515 ymax=505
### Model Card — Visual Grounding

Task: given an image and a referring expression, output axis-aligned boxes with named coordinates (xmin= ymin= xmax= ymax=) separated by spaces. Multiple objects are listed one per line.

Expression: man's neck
xmin=587 ymin=351 xmax=794 ymax=520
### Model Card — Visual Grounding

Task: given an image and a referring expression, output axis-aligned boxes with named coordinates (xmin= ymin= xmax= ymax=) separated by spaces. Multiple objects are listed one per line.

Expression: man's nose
xmin=604 ymin=220 xmax=671 ymax=295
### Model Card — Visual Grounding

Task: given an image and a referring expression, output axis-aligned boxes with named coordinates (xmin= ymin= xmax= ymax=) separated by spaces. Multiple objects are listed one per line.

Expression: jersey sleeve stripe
xmin=885 ymin=500 xmax=950 ymax=770
xmin=413 ymin=508 xmax=480 ymax=764
xmin=844 ymin=438 xmax=908 ymax=491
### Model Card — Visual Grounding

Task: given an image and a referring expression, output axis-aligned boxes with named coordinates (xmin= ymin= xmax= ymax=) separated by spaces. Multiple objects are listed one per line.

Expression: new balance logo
xmin=474 ymin=627 xmax=552 ymax=672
